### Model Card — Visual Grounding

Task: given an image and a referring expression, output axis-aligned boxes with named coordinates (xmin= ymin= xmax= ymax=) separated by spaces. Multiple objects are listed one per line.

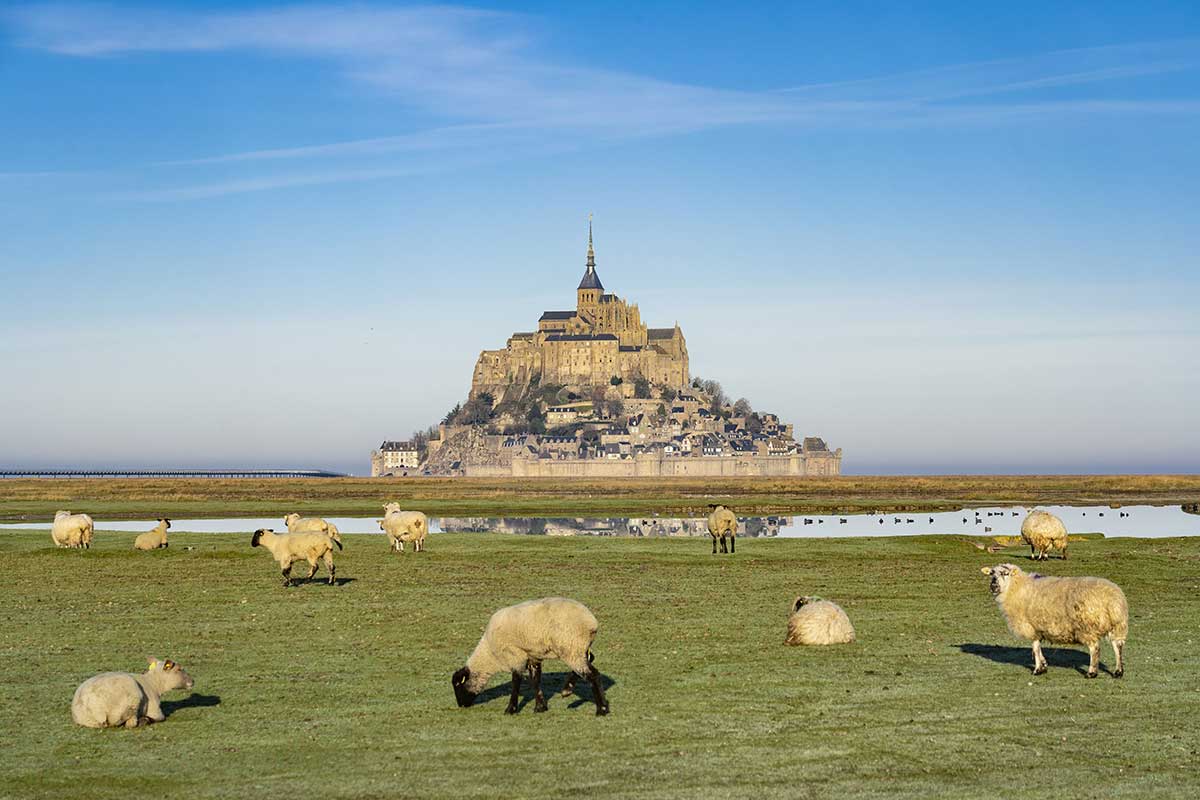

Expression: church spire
xmin=577 ymin=213 xmax=604 ymax=294
xmin=586 ymin=213 xmax=595 ymax=269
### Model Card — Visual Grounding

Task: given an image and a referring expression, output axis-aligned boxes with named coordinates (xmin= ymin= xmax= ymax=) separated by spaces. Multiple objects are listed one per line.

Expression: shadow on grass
xmin=287 ymin=577 xmax=357 ymax=587
xmin=957 ymin=643 xmax=1108 ymax=675
xmin=469 ymin=670 xmax=617 ymax=712
xmin=162 ymin=693 xmax=221 ymax=719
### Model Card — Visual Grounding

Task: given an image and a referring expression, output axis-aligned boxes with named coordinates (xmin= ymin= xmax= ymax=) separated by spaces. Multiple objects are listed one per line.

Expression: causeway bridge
xmin=0 ymin=469 xmax=349 ymax=479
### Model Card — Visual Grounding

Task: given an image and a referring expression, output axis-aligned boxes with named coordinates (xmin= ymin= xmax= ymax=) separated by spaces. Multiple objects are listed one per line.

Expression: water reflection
xmin=432 ymin=516 xmax=788 ymax=537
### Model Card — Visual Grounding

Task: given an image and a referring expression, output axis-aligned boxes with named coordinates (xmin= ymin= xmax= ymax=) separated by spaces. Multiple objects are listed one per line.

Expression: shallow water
xmin=3 ymin=505 xmax=1197 ymax=538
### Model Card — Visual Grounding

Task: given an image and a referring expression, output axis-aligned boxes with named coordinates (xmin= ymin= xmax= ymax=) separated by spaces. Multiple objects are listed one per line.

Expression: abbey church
xmin=471 ymin=224 xmax=689 ymax=400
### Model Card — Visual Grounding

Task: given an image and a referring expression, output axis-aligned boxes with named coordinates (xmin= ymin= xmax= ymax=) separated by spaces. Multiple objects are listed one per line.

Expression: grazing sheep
xmin=380 ymin=505 xmax=428 ymax=553
xmin=1020 ymin=510 xmax=1068 ymax=560
xmin=71 ymin=657 xmax=194 ymax=728
xmin=981 ymin=564 xmax=1128 ymax=678
xmin=251 ymin=528 xmax=341 ymax=586
xmin=451 ymin=597 xmax=609 ymax=716
xmin=785 ymin=597 xmax=856 ymax=646
xmin=51 ymin=511 xmax=94 ymax=549
xmin=707 ymin=504 xmax=737 ymax=554
xmin=282 ymin=512 xmax=343 ymax=548
xmin=133 ymin=519 xmax=171 ymax=551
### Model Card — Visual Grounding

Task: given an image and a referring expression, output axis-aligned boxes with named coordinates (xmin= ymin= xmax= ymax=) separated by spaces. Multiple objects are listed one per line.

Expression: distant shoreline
xmin=1 ymin=474 xmax=1198 ymax=521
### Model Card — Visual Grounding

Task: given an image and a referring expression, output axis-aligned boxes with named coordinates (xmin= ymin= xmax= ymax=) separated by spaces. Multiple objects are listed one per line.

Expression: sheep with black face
xmin=451 ymin=597 xmax=609 ymax=716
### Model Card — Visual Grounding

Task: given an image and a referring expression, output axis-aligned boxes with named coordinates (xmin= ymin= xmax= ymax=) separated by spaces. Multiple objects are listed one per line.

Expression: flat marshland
xmin=3 ymin=474 xmax=1200 ymax=519
xmin=1 ymin=530 xmax=1197 ymax=799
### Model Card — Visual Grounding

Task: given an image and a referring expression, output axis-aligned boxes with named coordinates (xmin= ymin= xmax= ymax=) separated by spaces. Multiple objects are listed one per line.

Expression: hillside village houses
xmin=373 ymin=223 xmax=842 ymax=478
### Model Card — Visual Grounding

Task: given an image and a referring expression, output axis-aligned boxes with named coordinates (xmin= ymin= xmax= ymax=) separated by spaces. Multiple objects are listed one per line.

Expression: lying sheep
xmin=51 ymin=510 xmax=94 ymax=549
xmin=133 ymin=519 xmax=171 ymax=551
xmin=380 ymin=504 xmax=428 ymax=553
xmin=982 ymin=564 xmax=1128 ymax=678
xmin=707 ymin=504 xmax=738 ymax=554
xmin=1020 ymin=510 xmax=1068 ymax=560
xmin=785 ymin=596 xmax=856 ymax=645
xmin=71 ymin=657 xmax=194 ymax=728
xmin=451 ymin=597 xmax=609 ymax=716
xmin=251 ymin=528 xmax=341 ymax=586
xmin=283 ymin=512 xmax=343 ymax=548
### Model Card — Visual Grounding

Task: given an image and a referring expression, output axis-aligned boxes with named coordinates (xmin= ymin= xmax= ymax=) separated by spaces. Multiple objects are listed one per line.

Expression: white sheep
xmin=51 ymin=510 xmax=94 ymax=549
xmin=707 ymin=504 xmax=737 ymax=554
xmin=133 ymin=518 xmax=171 ymax=551
xmin=251 ymin=528 xmax=341 ymax=586
xmin=785 ymin=596 xmax=856 ymax=645
xmin=283 ymin=512 xmax=343 ymax=548
xmin=71 ymin=657 xmax=194 ymax=728
xmin=982 ymin=563 xmax=1128 ymax=678
xmin=451 ymin=597 xmax=610 ymax=715
xmin=1020 ymin=510 xmax=1068 ymax=560
xmin=380 ymin=504 xmax=428 ymax=553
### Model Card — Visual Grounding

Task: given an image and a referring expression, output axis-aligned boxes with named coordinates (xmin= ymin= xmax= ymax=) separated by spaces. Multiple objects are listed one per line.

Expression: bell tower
xmin=577 ymin=216 xmax=603 ymax=310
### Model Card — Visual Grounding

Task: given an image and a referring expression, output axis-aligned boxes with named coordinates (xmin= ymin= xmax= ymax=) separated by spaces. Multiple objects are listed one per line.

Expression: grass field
xmin=2 ymin=474 xmax=1199 ymax=520
xmin=1 ymin=529 xmax=1197 ymax=799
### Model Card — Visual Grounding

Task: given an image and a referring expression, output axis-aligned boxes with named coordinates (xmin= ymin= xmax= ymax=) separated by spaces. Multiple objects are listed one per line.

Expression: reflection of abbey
xmin=471 ymin=224 xmax=689 ymax=401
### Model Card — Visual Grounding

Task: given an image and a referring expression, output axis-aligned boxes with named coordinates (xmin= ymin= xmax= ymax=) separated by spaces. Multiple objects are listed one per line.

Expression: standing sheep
xmin=981 ymin=564 xmax=1128 ymax=678
xmin=51 ymin=511 xmax=94 ymax=549
xmin=707 ymin=504 xmax=738 ymax=554
xmin=451 ymin=597 xmax=610 ymax=716
xmin=785 ymin=596 xmax=856 ymax=646
xmin=71 ymin=657 xmax=194 ymax=728
xmin=380 ymin=504 xmax=428 ymax=553
xmin=133 ymin=519 xmax=171 ymax=551
xmin=251 ymin=528 xmax=341 ymax=586
xmin=283 ymin=512 xmax=343 ymax=548
xmin=1020 ymin=510 xmax=1068 ymax=560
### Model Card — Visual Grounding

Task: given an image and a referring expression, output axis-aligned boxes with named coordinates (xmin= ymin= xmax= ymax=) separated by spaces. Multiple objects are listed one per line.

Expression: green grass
xmin=1 ymin=530 xmax=1197 ymax=799
xmin=3 ymin=474 xmax=1200 ymax=520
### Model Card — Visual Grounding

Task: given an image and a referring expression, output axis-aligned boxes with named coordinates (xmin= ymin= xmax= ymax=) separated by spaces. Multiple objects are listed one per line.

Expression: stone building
xmin=471 ymin=223 xmax=689 ymax=402
xmin=370 ymin=440 xmax=420 ymax=477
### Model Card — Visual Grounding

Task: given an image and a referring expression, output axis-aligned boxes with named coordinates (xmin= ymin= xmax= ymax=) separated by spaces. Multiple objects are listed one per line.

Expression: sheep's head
xmin=251 ymin=529 xmax=271 ymax=547
xmin=283 ymin=512 xmax=300 ymax=525
xmin=158 ymin=518 xmax=171 ymax=529
xmin=981 ymin=564 xmax=1021 ymax=597
xmin=377 ymin=519 xmax=386 ymax=530
xmin=792 ymin=596 xmax=817 ymax=613
xmin=451 ymin=667 xmax=477 ymax=708
xmin=146 ymin=657 xmax=195 ymax=691
xmin=55 ymin=510 xmax=70 ymax=518
xmin=383 ymin=502 xmax=402 ymax=515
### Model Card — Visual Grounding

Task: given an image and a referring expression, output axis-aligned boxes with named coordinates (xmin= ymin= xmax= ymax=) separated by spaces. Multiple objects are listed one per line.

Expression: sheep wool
xmin=451 ymin=597 xmax=610 ymax=715
xmin=1020 ymin=510 xmax=1069 ymax=560
xmin=282 ymin=513 xmax=343 ymax=548
xmin=71 ymin=657 xmax=194 ymax=729
xmin=51 ymin=511 xmax=94 ymax=549
xmin=785 ymin=597 xmax=856 ymax=646
xmin=982 ymin=563 xmax=1128 ymax=678
xmin=380 ymin=505 xmax=428 ymax=553
xmin=707 ymin=505 xmax=738 ymax=554
xmin=251 ymin=528 xmax=339 ymax=586
xmin=133 ymin=519 xmax=171 ymax=551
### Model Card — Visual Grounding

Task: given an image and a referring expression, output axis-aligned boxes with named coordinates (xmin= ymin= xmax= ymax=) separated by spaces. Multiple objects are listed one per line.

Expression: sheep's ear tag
xmin=148 ymin=659 xmax=158 ymax=671
xmin=981 ymin=567 xmax=993 ymax=575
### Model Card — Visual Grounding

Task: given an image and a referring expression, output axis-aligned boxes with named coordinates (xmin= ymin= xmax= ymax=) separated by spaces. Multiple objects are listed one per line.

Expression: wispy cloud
xmin=6 ymin=4 xmax=1199 ymax=198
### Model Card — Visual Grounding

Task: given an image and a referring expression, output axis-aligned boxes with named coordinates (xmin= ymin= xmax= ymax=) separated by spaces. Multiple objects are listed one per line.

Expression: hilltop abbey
xmin=471 ymin=223 xmax=689 ymax=400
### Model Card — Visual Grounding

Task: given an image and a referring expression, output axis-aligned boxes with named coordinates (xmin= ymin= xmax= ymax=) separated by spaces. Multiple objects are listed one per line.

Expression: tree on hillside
xmin=746 ymin=413 xmax=763 ymax=434
xmin=702 ymin=379 xmax=727 ymax=412
xmin=606 ymin=398 xmax=625 ymax=419
xmin=610 ymin=376 xmax=623 ymax=386
xmin=442 ymin=403 xmax=462 ymax=425
xmin=660 ymin=386 xmax=677 ymax=403
xmin=654 ymin=403 xmax=668 ymax=424
xmin=733 ymin=397 xmax=753 ymax=417
xmin=633 ymin=375 xmax=651 ymax=399
xmin=527 ymin=403 xmax=547 ymax=435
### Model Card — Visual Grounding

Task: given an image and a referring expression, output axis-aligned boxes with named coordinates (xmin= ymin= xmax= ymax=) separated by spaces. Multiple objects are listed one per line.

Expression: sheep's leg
xmin=730 ymin=535 xmax=735 ymax=554
xmin=720 ymin=536 xmax=728 ymax=554
xmin=305 ymin=557 xmax=319 ymax=580
xmin=1031 ymin=640 xmax=1047 ymax=675
xmin=1112 ymin=639 xmax=1125 ymax=678
xmin=1060 ymin=543 xmax=1068 ymax=560
xmin=530 ymin=661 xmax=547 ymax=712
xmin=505 ymin=670 xmax=522 ymax=715
xmin=586 ymin=663 xmax=610 ymax=716
xmin=711 ymin=536 xmax=717 ymax=555
xmin=324 ymin=551 xmax=336 ymax=585
xmin=1085 ymin=642 xmax=1100 ymax=678
xmin=560 ymin=672 xmax=578 ymax=697
xmin=1030 ymin=545 xmax=1037 ymax=560
xmin=281 ymin=560 xmax=294 ymax=587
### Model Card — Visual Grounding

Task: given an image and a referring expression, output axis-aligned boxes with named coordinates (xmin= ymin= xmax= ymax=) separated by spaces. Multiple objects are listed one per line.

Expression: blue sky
xmin=1 ymin=1 xmax=1198 ymax=475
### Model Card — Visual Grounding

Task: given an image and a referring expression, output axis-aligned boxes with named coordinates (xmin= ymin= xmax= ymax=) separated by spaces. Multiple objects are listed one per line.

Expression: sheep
xmin=380 ymin=504 xmax=428 ymax=553
xmin=283 ymin=512 xmax=343 ymax=548
xmin=706 ymin=504 xmax=737 ymax=554
xmin=451 ymin=597 xmax=609 ymax=716
xmin=1020 ymin=510 xmax=1068 ymax=560
xmin=71 ymin=657 xmax=194 ymax=728
xmin=51 ymin=510 xmax=94 ymax=549
xmin=251 ymin=528 xmax=341 ymax=586
xmin=785 ymin=596 xmax=856 ymax=646
xmin=133 ymin=519 xmax=171 ymax=551
xmin=981 ymin=564 xmax=1128 ymax=678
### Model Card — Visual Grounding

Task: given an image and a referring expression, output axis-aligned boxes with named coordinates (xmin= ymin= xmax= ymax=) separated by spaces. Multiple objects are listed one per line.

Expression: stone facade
xmin=370 ymin=440 xmax=420 ymax=477
xmin=471 ymin=224 xmax=689 ymax=402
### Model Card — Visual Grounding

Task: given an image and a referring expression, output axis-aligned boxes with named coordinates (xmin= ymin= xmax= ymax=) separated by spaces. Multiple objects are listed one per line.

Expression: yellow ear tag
xmin=149 ymin=660 xmax=158 ymax=671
